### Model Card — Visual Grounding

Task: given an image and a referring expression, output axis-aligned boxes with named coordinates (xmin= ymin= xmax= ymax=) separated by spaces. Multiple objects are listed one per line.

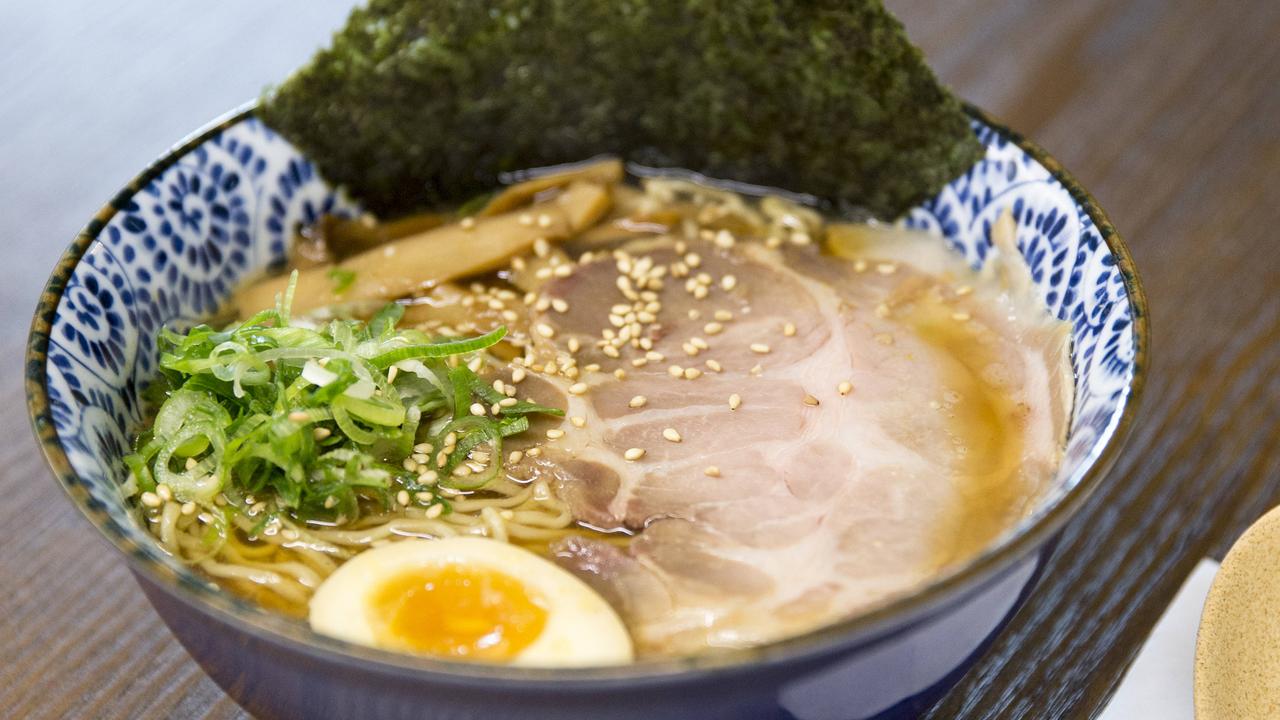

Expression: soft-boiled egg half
xmin=309 ymin=537 xmax=633 ymax=666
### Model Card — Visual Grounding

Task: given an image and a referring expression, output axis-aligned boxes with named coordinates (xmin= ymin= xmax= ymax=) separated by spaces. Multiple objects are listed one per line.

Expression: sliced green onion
xmin=367 ymin=326 xmax=507 ymax=368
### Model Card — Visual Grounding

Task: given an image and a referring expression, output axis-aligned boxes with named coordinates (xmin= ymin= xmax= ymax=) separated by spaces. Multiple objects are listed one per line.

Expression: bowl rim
xmin=25 ymin=100 xmax=1149 ymax=687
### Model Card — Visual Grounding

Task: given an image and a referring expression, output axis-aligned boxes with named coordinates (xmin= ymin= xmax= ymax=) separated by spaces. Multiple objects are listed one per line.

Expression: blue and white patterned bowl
xmin=26 ymin=103 xmax=1147 ymax=720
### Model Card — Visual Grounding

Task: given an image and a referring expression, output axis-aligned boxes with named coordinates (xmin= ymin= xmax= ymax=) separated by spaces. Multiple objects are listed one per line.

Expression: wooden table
xmin=3 ymin=1 xmax=1277 ymax=717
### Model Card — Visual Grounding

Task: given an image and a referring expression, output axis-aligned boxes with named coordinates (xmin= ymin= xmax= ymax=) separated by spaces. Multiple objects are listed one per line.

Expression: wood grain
xmin=2 ymin=1 xmax=1277 ymax=718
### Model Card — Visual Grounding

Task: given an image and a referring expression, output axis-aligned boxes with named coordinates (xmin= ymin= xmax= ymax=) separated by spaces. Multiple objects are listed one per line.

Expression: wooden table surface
xmin=3 ymin=1 xmax=1277 ymax=717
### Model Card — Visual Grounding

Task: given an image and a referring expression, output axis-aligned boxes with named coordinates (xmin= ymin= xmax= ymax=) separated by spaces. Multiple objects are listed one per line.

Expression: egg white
xmin=309 ymin=537 xmax=633 ymax=666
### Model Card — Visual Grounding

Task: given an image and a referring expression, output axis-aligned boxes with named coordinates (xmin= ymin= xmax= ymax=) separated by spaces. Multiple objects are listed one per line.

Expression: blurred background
xmin=2 ymin=1 xmax=1277 ymax=718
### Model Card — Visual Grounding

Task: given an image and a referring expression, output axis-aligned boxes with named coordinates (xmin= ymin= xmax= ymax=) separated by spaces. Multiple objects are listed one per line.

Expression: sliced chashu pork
xmin=504 ymin=224 xmax=1072 ymax=656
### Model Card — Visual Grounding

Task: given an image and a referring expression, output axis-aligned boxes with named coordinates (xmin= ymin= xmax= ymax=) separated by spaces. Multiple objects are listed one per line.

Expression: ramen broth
xmin=129 ymin=162 xmax=1072 ymax=659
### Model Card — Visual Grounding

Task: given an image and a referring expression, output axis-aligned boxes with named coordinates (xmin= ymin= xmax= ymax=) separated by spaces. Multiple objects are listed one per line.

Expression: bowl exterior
xmin=27 ymin=104 xmax=1146 ymax=719
xmin=138 ymin=545 xmax=1049 ymax=720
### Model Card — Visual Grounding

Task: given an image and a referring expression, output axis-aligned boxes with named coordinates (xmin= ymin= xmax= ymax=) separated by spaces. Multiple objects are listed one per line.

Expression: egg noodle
xmin=150 ymin=476 xmax=574 ymax=613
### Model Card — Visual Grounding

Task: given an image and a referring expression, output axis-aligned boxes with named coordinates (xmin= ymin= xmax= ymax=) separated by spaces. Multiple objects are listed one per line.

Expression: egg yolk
xmin=369 ymin=564 xmax=548 ymax=661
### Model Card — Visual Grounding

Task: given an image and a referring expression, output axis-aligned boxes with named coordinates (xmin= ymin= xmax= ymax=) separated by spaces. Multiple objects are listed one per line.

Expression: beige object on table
xmin=1195 ymin=504 xmax=1280 ymax=719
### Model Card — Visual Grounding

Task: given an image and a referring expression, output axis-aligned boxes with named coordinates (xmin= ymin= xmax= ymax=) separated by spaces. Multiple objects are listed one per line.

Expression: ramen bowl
xmin=26 ymin=103 xmax=1146 ymax=720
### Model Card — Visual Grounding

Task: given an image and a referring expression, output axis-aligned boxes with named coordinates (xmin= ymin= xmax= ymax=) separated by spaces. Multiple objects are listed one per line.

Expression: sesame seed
xmin=683 ymin=367 xmax=703 ymax=380
xmin=537 ymin=214 xmax=553 ymax=229
xmin=714 ymin=230 xmax=736 ymax=248
xmin=519 ymin=213 xmax=534 ymax=226
xmin=952 ymin=311 xmax=972 ymax=322
xmin=490 ymin=403 xmax=503 ymax=415
xmin=397 ymin=490 xmax=411 ymax=506
xmin=705 ymin=359 xmax=723 ymax=372
xmin=535 ymin=323 xmax=556 ymax=338
xmin=704 ymin=322 xmax=723 ymax=335
xmin=613 ymin=368 xmax=627 ymax=380
xmin=470 ymin=403 xmax=487 ymax=416
xmin=499 ymin=397 xmax=519 ymax=407
xmin=460 ymin=216 xmax=476 ymax=230
xmin=180 ymin=501 xmax=196 ymax=516
xmin=704 ymin=466 xmax=722 ymax=478
xmin=728 ymin=393 xmax=742 ymax=410
xmin=552 ymin=298 xmax=569 ymax=313
xmin=875 ymin=304 xmax=891 ymax=318
xmin=511 ymin=367 xmax=527 ymax=383
xmin=323 ymin=495 xmax=338 ymax=509
xmin=624 ymin=447 xmax=646 ymax=461
xmin=803 ymin=394 xmax=820 ymax=407
xmin=508 ymin=450 xmax=524 ymax=464
xmin=715 ymin=310 xmax=734 ymax=321
xmin=750 ymin=364 xmax=764 ymax=376
xmin=682 ymin=342 xmax=699 ymax=357
xmin=571 ymin=416 xmax=587 ymax=428
xmin=546 ymin=429 xmax=565 ymax=440
xmin=956 ymin=285 xmax=974 ymax=297
xmin=691 ymin=337 xmax=709 ymax=350
xmin=156 ymin=484 xmax=173 ymax=502
xmin=140 ymin=492 xmax=161 ymax=508
xmin=568 ymin=337 xmax=581 ymax=353
xmin=838 ymin=381 xmax=854 ymax=396
xmin=876 ymin=263 xmax=898 ymax=275
xmin=750 ymin=343 xmax=771 ymax=354
xmin=668 ymin=365 xmax=684 ymax=378
xmin=414 ymin=442 xmax=433 ymax=453
xmin=632 ymin=357 xmax=649 ymax=367
xmin=688 ymin=309 xmax=701 ymax=320
xmin=288 ymin=411 xmax=310 ymax=422
xmin=416 ymin=491 xmax=434 ymax=503
xmin=568 ymin=382 xmax=588 ymax=395
xmin=420 ymin=470 xmax=439 ymax=484
xmin=602 ymin=345 xmax=620 ymax=358
xmin=783 ymin=322 xmax=797 ymax=337
xmin=616 ymin=276 xmax=638 ymax=299
xmin=629 ymin=395 xmax=648 ymax=408
xmin=662 ymin=428 xmax=683 ymax=443
xmin=646 ymin=351 xmax=665 ymax=362
xmin=426 ymin=504 xmax=444 ymax=519
xmin=721 ymin=275 xmax=738 ymax=291
xmin=553 ymin=265 xmax=573 ymax=278
xmin=693 ymin=285 xmax=708 ymax=300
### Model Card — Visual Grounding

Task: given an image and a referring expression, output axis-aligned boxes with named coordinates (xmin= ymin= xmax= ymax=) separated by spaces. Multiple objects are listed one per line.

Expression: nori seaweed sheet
xmin=260 ymin=0 xmax=983 ymax=219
